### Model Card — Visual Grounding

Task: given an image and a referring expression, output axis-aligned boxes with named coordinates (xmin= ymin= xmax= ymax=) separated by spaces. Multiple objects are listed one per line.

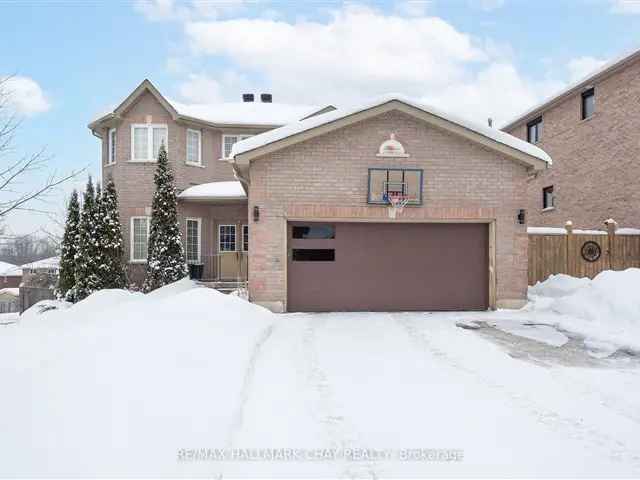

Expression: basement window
xmin=292 ymin=249 xmax=335 ymax=262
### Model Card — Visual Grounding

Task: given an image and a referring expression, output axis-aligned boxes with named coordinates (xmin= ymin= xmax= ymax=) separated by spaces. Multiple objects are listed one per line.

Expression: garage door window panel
xmin=292 ymin=225 xmax=335 ymax=239
xmin=292 ymin=249 xmax=335 ymax=262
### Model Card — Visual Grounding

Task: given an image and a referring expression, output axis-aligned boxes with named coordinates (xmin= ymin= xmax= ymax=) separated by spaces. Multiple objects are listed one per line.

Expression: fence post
xmin=605 ymin=218 xmax=617 ymax=270
xmin=565 ymin=220 xmax=574 ymax=276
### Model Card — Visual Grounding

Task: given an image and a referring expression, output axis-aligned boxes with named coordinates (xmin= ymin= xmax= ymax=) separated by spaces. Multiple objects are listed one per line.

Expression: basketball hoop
xmin=384 ymin=192 xmax=409 ymax=219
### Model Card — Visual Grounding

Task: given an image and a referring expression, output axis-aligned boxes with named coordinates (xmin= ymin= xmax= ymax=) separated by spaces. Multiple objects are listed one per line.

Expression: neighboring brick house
xmin=502 ymin=48 xmax=640 ymax=229
xmin=90 ymin=82 xmax=551 ymax=312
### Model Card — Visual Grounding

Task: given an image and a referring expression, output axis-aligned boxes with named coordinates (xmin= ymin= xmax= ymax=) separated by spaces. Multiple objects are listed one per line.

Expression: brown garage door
xmin=287 ymin=222 xmax=488 ymax=312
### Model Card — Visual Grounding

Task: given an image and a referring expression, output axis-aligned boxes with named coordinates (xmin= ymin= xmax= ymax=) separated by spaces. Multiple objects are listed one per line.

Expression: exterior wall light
xmin=517 ymin=209 xmax=526 ymax=225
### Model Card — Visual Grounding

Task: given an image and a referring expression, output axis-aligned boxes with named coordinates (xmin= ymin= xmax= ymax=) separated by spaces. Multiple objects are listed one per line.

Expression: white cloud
xmin=186 ymin=5 xmax=488 ymax=100
xmin=1 ymin=76 xmax=51 ymax=116
xmin=134 ymin=0 xmax=246 ymax=22
xmin=610 ymin=0 xmax=640 ymax=14
xmin=178 ymin=4 xmax=561 ymax=124
xmin=567 ymin=56 xmax=608 ymax=82
xmin=176 ymin=71 xmax=253 ymax=103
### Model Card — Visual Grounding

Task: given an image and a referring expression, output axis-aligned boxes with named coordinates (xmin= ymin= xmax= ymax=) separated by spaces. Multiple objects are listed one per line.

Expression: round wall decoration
xmin=581 ymin=240 xmax=601 ymax=262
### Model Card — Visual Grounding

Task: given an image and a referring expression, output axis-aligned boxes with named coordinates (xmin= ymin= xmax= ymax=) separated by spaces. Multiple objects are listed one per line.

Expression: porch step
xmin=197 ymin=280 xmax=247 ymax=294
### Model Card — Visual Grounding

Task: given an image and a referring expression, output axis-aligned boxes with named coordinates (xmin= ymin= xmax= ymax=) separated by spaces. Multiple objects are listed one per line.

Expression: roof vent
xmin=260 ymin=93 xmax=273 ymax=103
xmin=242 ymin=93 xmax=255 ymax=102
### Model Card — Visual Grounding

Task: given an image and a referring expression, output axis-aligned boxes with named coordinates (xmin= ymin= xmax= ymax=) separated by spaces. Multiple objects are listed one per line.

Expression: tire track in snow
xmin=395 ymin=314 xmax=640 ymax=471
xmin=225 ymin=322 xmax=276 ymax=449
xmin=299 ymin=316 xmax=380 ymax=479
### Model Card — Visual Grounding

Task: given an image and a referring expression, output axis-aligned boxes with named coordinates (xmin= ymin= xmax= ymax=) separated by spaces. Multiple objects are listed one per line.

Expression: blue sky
xmin=1 ymin=0 xmax=639 ymax=235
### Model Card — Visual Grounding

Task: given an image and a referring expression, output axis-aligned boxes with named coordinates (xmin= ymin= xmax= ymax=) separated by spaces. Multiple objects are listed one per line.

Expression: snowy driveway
xmin=226 ymin=312 xmax=640 ymax=477
xmin=2 ymin=282 xmax=640 ymax=477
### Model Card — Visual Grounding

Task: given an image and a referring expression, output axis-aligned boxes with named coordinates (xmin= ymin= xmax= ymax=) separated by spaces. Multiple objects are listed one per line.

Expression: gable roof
xmin=231 ymin=94 xmax=552 ymax=169
xmin=502 ymin=47 xmax=640 ymax=130
xmin=88 ymin=79 xmax=321 ymax=131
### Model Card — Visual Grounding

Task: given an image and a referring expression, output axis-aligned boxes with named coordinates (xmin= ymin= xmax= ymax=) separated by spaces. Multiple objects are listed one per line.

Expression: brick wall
xmin=505 ymin=59 xmax=640 ymax=229
xmin=248 ymin=110 xmax=530 ymax=312
xmin=99 ymin=91 xmax=253 ymax=286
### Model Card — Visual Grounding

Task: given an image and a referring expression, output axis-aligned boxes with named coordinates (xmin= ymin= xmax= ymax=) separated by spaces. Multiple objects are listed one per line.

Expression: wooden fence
xmin=528 ymin=220 xmax=640 ymax=285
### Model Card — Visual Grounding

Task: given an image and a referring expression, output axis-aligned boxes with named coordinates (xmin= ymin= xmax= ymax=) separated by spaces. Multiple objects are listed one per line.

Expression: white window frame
xmin=218 ymin=224 xmax=237 ymax=253
xmin=242 ymin=224 xmax=248 ymax=252
xmin=130 ymin=216 xmax=150 ymax=263
xmin=185 ymin=217 xmax=202 ymax=264
xmin=107 ymin=128 xmax=117 ymax=166
xmin=186 ymin=128 xmax=202 ymax=167
xmin=130 ymin=124 xmax=168 ymax=162
xmin=221 ymin=134 xmax=253 ymax=160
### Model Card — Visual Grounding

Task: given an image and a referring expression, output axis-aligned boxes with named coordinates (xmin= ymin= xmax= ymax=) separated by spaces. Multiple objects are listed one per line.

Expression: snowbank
xmin=528 ymin=269 xmax=640 ymax=354
xmin=0 ymin=280 xmax=274 ymax=476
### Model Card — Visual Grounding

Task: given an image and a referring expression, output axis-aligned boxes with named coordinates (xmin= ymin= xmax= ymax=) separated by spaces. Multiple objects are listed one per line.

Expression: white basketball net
xmin=386 ymin=194 xmax=409 ymax=219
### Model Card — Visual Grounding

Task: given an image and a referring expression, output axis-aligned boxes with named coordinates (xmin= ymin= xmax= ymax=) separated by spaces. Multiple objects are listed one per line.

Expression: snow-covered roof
xmin=169 ymin=99 xmax=321 ymax=127
xmin=0 ymin=261 xmax=22 ymax=277
xmin=502 ymin=47 xmax=640 ymax=130
xmin=0 ymin=288 xmax=19 ymax=297
xmin=21 ymin=256 xmax=60 ymax=270
xmin=527 ymin=227 xmax=608 ymax=235
xmin=231 ymin=94 xmax=552 ymax=165
xmin=89 ymin=80 xmax=320 ymax=128
xmin=178 ymin=181 xmax=246 ymax=201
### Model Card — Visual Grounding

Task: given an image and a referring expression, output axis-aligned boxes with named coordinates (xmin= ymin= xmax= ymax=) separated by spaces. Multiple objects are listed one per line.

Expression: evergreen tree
xmin=143 ymin=144 xmax=187 ymax=292
xmin=97 ymin=177 xmax=127 ymax=289
xmin=75 ymin=177 xmax=101 ymax=301
xmin=57 ymin=189 xmax=80 ymax=301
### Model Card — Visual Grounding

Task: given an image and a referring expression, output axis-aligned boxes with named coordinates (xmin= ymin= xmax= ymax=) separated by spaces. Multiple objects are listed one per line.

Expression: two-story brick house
xmin=89 ymin=80 xmax=321 ymax=286
xmin=90 ymin=81 xmax=551 ymax=312
xmin=502 ymin=48 xmax=640 ymax=229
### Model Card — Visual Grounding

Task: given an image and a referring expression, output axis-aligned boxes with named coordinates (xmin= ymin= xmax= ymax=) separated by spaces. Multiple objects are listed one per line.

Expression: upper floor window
xmin=131 ymin=124 xmax=167 ymax=162
xmin=527 ymin=117 xmax=542 ymax=144
xmin=130 ymin=216 xmax=150 ymax=262
xmin=542 ymin=185 xmax=555 ymax=210
xmin=186 ymin=129 xmax=202 ymax=166
xmin=222 ymin=134 xmax=253 ymax=159
xmin=581 ymin=88 xmax=595 ymax=120
xmin=107 ymin=128 xmax=116 ymax=165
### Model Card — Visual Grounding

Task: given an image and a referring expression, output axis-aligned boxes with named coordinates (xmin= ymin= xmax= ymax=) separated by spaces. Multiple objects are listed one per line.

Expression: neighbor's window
xmin=243 ymin=224 xmax=249 ymax=252
xmin=292 ymin=225 xmax=336 ymax=239
xmin=219 ymin=225 xmax=237 ymax=252
xmin=527 ymin=117 xmax=542 ymax=144
xmin=367 ymin=168 xmax=423 ymax=204
xmin=107 ymin=128 xmax=117 ymax=165
xmin=543 ymin=186 xmax=555 ymax=209
xmin=185 ymin=218 xmax=201 ymax=263
xmin=581 ymin=88 xmax=595 ymax=120
xmin=131 ymin=124 xmax=168 ymax=161
xmin=292 ymin=249 xmax=335 ymax=262
xmin=222 ymin=134 xmax=253 ymax=159
xmin=186 ymin=129 xmax=202 ymax=165
xmin=131 ymin=217 xmax=150 ymax=262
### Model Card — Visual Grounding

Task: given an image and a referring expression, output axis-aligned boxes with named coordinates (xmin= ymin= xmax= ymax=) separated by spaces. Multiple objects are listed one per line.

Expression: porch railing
xmin=189 ymin=252 xmax=248 ymax=283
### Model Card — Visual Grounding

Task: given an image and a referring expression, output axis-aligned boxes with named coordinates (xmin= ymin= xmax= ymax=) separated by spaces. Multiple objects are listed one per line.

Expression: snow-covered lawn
xmin=1 ymin=274 xmax=639 ymax=477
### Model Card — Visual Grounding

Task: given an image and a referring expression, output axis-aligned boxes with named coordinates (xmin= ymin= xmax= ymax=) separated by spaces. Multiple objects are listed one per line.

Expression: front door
xmin=217 ymin=224 xmax=248 ymax=281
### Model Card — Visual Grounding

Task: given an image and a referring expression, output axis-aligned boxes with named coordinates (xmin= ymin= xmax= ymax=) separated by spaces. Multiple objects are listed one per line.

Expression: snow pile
xmin=528 ymin=269 xmax=640 ymax=354
xmin=0 ymin=279 xmax=274 ymax=476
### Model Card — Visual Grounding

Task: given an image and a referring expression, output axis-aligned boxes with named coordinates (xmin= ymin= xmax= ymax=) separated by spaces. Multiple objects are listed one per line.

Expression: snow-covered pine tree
xmin=143 ymin=144 xmax=187 ymax=292
xmin=57 ymin=189 xmax=80 ymax=301
xmin=74 ymin=177 xmax=101 ymax=301
xmin=97 ymin=177 xmax=127 ymax=289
